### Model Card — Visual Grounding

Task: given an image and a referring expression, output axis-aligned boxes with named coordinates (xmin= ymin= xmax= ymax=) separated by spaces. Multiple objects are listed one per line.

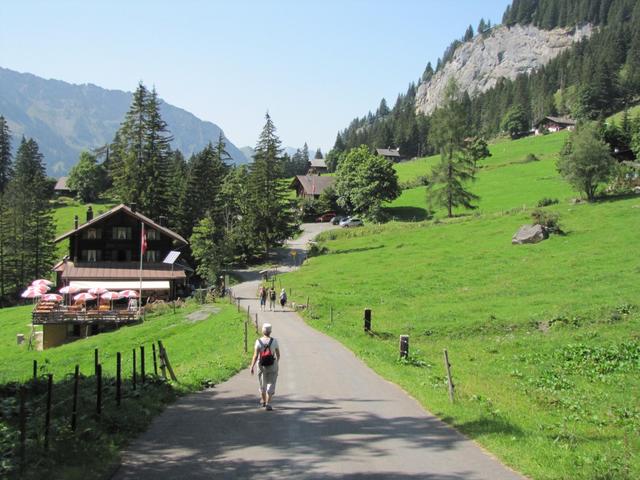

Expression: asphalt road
xmin=114 ymin=224 xmax=525 ymax=480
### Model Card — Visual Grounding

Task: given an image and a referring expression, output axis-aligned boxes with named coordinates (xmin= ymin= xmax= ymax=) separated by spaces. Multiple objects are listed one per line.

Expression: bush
xmin=531 ymin=209 xmax=563 ymax=234
xmin=524 ymin=153 xmax=539 ymax=163
xmin=537 ymin=197 xmax=559 ymax=207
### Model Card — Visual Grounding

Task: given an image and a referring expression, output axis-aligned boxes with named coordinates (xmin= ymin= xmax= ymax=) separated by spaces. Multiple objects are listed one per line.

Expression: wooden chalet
xmin=290 ymin=175 xmax=335 ymax=200
xmin=308 ymin=157 xmax=328 ymax=175
xmin=34 ymin=203 xmax=189 ymax=348
xmin=534 ymin=116 xmax=576 ymax=135
xmin=54 ymin=176 xmax=75 ymax=197
xmin=376 ymin=148 xmax=404 ymax=162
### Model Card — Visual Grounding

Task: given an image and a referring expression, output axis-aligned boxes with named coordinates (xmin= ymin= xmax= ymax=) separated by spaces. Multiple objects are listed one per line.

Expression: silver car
xmin=340 ymin=217 xmax=363 ymax=228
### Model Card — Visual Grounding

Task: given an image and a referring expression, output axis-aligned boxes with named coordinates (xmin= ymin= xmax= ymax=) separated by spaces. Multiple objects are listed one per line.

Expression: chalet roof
xmin=376 ymin=148 xmax=401 ymax=158
xmin=60 ymin=261 xmax=186 ymax=280
xmin=309 ymin=158 xmax=327 ymax=169
xmin=536 ymin=116 xmax=576 ymax=127
xmin=54 ymin=176 xmax=71 ymax=191
xmin=54 ymin=203 xmax=188 ymax=245
xmin=290 ymin=175 xmax=335 ymax=196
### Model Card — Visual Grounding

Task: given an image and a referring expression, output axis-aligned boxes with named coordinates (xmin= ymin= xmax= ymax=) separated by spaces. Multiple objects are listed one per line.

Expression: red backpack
xmin=258 ymin=338 xmax=275 ymax=366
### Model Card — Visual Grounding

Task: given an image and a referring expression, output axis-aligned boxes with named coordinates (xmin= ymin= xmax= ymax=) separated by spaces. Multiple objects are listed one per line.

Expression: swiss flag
xmin=141 ymin=223 xmax=147 ymax=256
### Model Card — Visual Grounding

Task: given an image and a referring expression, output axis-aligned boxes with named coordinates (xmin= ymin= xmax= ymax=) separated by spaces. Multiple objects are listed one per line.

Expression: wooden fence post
xmin=364 ymin=309 xmax=372 ymax=332
xmin=399 ymin=335 xmax=409 ymax=359
xmin=158 ymin=341 xmax=167 ymax=379
xmin=94 ymin=348 xmax=99 ymax=375
xmin=71 ymin=365 xmax=79 ymax=431
xmin=44 ymin=374 xmax=53 ymax=450
xmin=306 ymin=296 xmax=309 ymax=309
xmin=444 ymin=349 xmax=455 ymax=403
xmin=152 ymin=344 xmax=158 ymax=376
xmin=32 ymin=359 xmax=37 ymax=381
xmin=132 ymin=349 xmax=137 ymax=390
xmin=330 ymin=306 xmax=333 ymax=324
xmin=140 ymin=345 xmax=145 ymax=384
xmin=116 ymin=353 xmax=121 ymax=407
xmin=244 ymin=321 xmax=248 ymax=353
xmin=19 ymin=386 xmax=26 ymax=475
xmin=237 ymin=298 xmax=240 ymax=312
xmin=158 ymin=341 xmax=177 ymax=382
xmin=96 ymin=364 xmax=102 ymax=416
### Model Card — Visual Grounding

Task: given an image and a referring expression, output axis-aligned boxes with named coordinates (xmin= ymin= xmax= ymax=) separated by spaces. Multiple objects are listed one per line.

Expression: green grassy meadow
xmin=389 ymin=132 xmax=571 ymax=220
xmin=283 ymin=131 xmax=640 ymax=479
xmin=0 ymin=301 xmax=250 ymax=479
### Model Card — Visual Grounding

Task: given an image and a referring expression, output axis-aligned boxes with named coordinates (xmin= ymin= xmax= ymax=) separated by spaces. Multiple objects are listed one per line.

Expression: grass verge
xmin=0 ymin=301 xmax=249 ymax=479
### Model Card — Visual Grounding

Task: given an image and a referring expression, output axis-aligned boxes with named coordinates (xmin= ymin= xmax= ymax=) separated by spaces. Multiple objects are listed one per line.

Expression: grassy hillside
xmin=0 ymin=301 xmax=250 ymax=478
xmin=607 ymin=104 xmax=640 ymax=124
xmin=389 ymin=132 xmax=571 ymax=220
xmin=283 ymin=132 xmax=640 ymax=479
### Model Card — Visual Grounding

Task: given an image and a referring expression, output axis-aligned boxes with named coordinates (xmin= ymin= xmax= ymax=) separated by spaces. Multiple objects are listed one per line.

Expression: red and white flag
xmin=141 ymin=223 xmax=147 ymax=256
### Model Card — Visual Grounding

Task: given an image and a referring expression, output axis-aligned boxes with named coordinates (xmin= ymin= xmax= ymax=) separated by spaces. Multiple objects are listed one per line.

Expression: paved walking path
xmin=114 ymin=224 xmax=525 ymax=480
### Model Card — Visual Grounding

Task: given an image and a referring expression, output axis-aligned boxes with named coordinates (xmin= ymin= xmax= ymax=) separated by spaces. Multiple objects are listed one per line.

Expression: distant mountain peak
xmin=0 ymin=67 xmax=248 ymax=174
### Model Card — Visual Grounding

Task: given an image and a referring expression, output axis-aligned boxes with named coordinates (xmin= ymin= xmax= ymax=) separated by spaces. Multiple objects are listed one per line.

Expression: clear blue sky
xmin=1 ymin=0 xmax=508 ymax=152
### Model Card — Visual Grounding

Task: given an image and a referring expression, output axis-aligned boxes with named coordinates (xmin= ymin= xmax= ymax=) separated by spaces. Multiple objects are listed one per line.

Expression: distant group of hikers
xmin=250 ymin=284 xmax=289 ymax=412
xmin=257 ymin=285 xmax=287 ymax=311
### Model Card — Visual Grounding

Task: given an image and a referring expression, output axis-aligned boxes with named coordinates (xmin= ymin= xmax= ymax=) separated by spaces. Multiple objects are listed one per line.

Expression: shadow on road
xmin=117 ymin=391 xmax=482 ymax=479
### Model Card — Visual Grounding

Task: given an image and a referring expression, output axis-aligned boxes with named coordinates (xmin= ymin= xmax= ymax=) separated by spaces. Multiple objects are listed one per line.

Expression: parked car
xmin=331 ymin=215 xmax=344 ymax=225
xmin=340 ymin=217 xmax=363 ymax=228
xmin=315 ymin=211 xmax=336 ymax=223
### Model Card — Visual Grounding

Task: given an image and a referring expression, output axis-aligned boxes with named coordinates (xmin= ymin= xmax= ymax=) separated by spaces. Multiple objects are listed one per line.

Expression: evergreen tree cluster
xmin=503 ymin=0 xmax=637 ymax=30
xmin=0 ymin=117 xmax=57 ymax=305
xmin=328 ymin=83 xmax=432 ymax=169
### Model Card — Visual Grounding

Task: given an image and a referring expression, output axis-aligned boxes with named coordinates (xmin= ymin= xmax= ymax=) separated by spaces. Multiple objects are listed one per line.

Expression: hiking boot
xmin=265 ymin=404 xmax=273 ymax=411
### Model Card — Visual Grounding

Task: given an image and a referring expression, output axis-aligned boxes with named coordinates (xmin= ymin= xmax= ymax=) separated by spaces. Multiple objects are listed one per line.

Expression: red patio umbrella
xmin=21 ymin=287 xmax=45 ymax=299
xmin=42 ymin=293 xmax=63 ymax=302
xmin=59 ymin=285 xmax=81 ymax=294
xmin=118 ymin=290 xmax=139 ymax=298
xmin=88 ymin=287 xmax=110 ymax=295
xmin=101 ymin=291 xmax=121 ymax=309
xmin=73 ymin=292 xmax=96 ymax=303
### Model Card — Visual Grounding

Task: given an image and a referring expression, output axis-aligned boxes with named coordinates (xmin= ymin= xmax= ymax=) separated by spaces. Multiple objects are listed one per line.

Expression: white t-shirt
xmin=255 ymin=337 xmax=279 ymax=363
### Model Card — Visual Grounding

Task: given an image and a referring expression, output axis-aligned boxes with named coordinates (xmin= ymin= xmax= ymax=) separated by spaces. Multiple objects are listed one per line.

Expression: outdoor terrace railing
xmin=31 ymin=308 xmax=140 ymax=325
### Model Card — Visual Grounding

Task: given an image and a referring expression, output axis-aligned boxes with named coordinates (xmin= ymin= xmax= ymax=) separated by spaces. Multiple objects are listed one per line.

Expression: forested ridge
xmin=329 ymin=0 xmax=640 ymax=166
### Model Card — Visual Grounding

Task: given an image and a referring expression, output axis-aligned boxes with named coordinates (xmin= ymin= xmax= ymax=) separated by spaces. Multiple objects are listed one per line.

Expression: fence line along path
xmin=115 ymin=223 xmax=525 ymax=480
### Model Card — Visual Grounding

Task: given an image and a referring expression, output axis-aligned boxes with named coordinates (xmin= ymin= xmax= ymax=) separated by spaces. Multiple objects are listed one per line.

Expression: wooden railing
xmin=32 ymin=309 xmax=140 ymax=325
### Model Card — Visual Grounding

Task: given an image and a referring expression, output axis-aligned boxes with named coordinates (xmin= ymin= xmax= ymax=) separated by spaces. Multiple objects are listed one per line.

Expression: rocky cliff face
xmin=415 ymin=24 xmax=593 ymax=116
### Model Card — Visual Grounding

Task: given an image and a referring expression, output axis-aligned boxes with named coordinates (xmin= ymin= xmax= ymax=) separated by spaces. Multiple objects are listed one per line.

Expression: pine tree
xmin=142 ymin=87 xmax=173 ymax=220
xmin=0 ymin=116 xmax=13 ymax=193
xmin=249 ymin=113 xmax=296 ymax=256
xmin=314 ymin=148 xmax=323 ymax=159
xmin=110 ymin=83 xmax=148 ymax=207
xmin=463 ymin=25 xmax=474 ymax=42
xmin=179 ymin=140 xmax=228 ymax=239
xmin=0 ymin=118 xmax=12 ymax=304
xmin=5 ymin=138 xmax=56 ymax=293
xmin=427 ymin=80 xmax=478 ymax=217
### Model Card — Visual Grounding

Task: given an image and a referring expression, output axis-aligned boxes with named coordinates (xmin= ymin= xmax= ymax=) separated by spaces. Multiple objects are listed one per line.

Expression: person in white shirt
xmin=250 ymin=323 xmax=280 ymax=410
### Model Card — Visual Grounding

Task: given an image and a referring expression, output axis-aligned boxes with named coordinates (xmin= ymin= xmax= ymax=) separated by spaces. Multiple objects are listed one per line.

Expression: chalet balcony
xmin=32 ymin=303 xmax=141 ymax=325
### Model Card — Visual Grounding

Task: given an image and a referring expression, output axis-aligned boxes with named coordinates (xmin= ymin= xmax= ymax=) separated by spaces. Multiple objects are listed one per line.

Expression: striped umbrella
xmin=42 ymin=293 xmax=63 ymax=302
xmin=88 ymin=287 xmax=110 ymax=295
xmin=73 ymin=292 xmax=96 ymax=302
xmin=21 ymin=288 xmax=45 ymax=299
xmin=101 ymin=291 xmax=121 ymax=309
xmin=32 ymin=279 xmax=53 ymax=288
xmin=59 ymin=285 xmax=81 ymax=294
xmin=118 ymin=290 xmax=139 ymax=298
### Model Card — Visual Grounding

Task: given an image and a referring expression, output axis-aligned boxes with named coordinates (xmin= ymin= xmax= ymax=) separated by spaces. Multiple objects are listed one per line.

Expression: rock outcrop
xmin=512 ymin=224 xmax=548 ymax=245
xmin=415 ymin=24 xmax=593 ymax=116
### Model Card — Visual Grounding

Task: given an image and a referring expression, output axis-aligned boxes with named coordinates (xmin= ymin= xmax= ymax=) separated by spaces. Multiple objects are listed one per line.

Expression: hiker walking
xmin=250 ymin=323 xmax=280 ymax=410
xmin=268 ymin=287 xmax=276 ymax=311
xmin=259 ymin=285 xmax=267 ymax=312
xmin=279 ymin=288 xmax=287 ymax=309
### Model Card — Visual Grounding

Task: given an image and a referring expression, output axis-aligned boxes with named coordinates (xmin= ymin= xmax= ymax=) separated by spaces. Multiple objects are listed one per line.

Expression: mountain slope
xmin=0 ymin=67 xmax=249 ymax=174
xmin=415 ymin=23 xmax=593 ymax=115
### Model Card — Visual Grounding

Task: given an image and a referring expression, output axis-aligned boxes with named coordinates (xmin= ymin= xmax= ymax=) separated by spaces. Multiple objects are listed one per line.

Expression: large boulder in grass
xmin=512 ymin=224 xmax=548 ymax=245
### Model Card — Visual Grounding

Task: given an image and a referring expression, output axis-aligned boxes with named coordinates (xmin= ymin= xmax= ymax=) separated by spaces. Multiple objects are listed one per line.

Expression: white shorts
xmin=258 ymin=363 xmax=278 ymax=395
